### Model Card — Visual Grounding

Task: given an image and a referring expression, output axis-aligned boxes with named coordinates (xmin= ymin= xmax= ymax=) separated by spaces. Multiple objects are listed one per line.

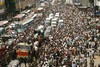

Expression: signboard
xmin=17 ymin=50 xmax=28 ymax=58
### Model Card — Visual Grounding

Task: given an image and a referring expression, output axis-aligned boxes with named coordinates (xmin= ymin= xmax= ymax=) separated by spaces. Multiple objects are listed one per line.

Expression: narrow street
xmin=0 ymin=0 xmax=100 ymax=67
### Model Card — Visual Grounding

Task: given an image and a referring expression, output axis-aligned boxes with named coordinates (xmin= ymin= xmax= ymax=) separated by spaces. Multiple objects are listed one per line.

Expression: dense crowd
xmin=33 ymin=5 xmax=100 ymax=67
xmin=0 ymin=3 xmax=100 ymax=67
xmin=13 ymin=4 xmax=100 ymax=67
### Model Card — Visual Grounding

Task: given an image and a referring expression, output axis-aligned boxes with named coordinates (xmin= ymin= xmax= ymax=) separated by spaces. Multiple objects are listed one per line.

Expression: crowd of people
xmin=32 ymin=5 xmax=100 ymax=67
xmin=0 ymin=2 xmax=100 ymax=67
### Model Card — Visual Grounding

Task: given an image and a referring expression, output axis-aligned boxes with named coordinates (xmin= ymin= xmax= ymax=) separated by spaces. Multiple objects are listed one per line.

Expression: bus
xmin=31 ymin=14 xmax=37 ymax=20
xmin=13 ymin=13 xmax=35 ymax=32
xmin=20 ymin=18 xmax=33 ymax=31
xmin=16 ymin=43 xmax=32 ymax=58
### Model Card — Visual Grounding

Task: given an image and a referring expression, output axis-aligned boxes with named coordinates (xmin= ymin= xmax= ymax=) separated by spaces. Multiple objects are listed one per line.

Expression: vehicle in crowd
xmin=45 ymin=17 xmax=51 ymax=27
xmin=51 ymin=18 xmax=58 ymax=27
xmin=37 ymin=7 xmax=44 ymax=18
xmin=16 ymin=43 xmax=32 ymax=58
xmin=34 ymin=25 xmax=45 ymax=40
xmin=44 ymin=26 xmax=52 ymax=37
xmin=49 ymin=13 xmax=54 ymax=19
xmin=12 ymin=13 xmax=38 ymax=32
xmin=21 ymin=18 xmax=33 ymax=31
xmin=55 ymin=12 xmax=60 ymax=18
xmin=58 ymin=19 xmax=64 ymax=27
xmin=31 ymin=14 xmax=38 ymax=20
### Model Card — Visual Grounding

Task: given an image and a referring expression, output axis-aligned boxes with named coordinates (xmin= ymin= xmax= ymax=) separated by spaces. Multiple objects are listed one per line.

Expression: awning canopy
xmin=13 ymin=14 xmax=25 ymax=19
xmin=0 ymin=21 xmax=8 ymax=26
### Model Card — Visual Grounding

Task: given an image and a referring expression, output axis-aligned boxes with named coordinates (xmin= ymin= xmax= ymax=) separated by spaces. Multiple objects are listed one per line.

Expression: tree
xmin=5 ymin=0 xmax=16 ymax=17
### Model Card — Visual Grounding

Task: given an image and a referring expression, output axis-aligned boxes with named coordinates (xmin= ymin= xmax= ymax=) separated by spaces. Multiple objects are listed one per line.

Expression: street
xmin=0 ymin=0 xmax=100 ymax=67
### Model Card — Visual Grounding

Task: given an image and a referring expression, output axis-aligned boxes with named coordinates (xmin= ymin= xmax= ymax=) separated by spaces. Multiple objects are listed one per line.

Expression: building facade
xmin=0 ymin=0 xmax=5 ymax=20
xmin=15 ymin=0 xmax=34 ymax=11
xmin=0 ymin=0 xmax=35 ymax=20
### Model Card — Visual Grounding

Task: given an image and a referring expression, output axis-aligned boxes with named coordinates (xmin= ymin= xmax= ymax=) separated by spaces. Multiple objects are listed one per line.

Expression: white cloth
xmin=72 ymin=63 xmax=77 ymax=67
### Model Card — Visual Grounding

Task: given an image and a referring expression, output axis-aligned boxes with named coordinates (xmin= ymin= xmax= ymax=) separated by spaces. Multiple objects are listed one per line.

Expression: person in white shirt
xmin=72 ymin=62 xmax=77 ymax=67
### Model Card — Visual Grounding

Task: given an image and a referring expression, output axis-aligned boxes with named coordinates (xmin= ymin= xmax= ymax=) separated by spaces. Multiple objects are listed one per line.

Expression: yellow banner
xmin=0 ymin=2 xmax=4 ymax=5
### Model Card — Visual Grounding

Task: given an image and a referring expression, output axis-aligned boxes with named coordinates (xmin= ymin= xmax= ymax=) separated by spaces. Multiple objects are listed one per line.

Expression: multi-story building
xmin=15 ymin=0 xmax=34 ymax=11
xmin=0 ymin=0 xmax=35 ymax=20
xmin=0 ymin=0 xmax=5 ymax=20
xmin=65 ymin=0 xmax=100 ymax=7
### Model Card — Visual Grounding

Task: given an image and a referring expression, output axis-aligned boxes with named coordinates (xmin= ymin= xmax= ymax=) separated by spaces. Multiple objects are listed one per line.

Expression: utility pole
xmin=19 ymin=0 xmax=21 ymax=14
xmin=94 ymin=0 xmax=96 ymax=18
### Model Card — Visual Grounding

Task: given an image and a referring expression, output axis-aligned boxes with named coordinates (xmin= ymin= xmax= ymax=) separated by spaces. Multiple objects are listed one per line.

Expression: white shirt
xmin=72 ymin=63 xmax=77 ymax=67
